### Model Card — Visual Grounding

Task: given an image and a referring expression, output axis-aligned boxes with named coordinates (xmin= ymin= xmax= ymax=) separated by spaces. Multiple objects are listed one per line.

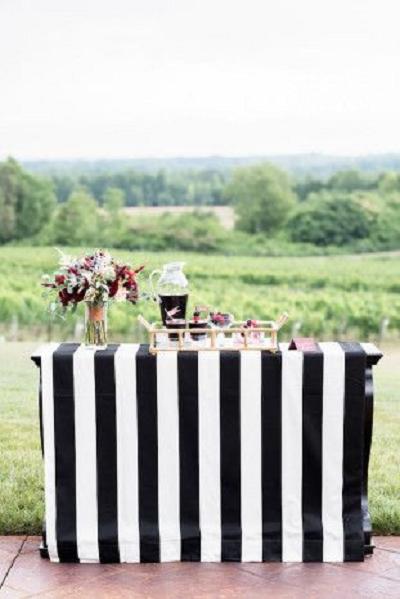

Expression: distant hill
xmin=22 ymin=153 xmax=400 ymax=178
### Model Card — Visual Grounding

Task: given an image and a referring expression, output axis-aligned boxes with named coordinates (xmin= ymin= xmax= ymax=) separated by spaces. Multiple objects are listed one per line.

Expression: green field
xmin=1 ymin=246 xmax=400 ymax=341
xmin=0 ymin=341 xmax=398 ymax=535
xmin=0 ymin=246 xmax=399 ymax=534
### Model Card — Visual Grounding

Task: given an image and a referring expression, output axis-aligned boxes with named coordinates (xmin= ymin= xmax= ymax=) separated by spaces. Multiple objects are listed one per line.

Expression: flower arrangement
xmin=42 ymin=249 xmax=144 ymax=347
xmin=42 ymin=249 xmax=143 ymax=312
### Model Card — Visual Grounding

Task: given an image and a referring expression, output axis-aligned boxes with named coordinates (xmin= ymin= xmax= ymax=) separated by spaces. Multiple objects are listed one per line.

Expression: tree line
xmin=1 ymin=157 xmax=400 ymax=253
xmin=51 ymin=169 xmax=226 ymax=206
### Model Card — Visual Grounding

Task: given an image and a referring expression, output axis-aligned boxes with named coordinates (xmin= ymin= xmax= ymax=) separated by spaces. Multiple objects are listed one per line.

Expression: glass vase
xmin=84 ymin=301 xmax=108 ymax=349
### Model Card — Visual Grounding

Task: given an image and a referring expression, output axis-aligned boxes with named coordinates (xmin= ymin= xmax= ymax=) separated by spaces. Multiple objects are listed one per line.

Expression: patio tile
xmin=254 ymin=562 xmax=400 ymax=598
xmin=0 ymin=585 xmax=29 ymax=598
xmin=381 ymin=566 xmax=400 ymax=582
xmin=1 ymin=536 xmax=400 ymax=599
xmin=91 ymin=566 xmax=322 ymax=599
xmin=339 ymin=548 xmax=400 ymax=575
xmin=19 ymin=537 xmax=40 ymax=556
xmin=0 ymin=538 xmax=23 ymax=556
xmin=237 ymin=562 xmax=299 ymax=578
xmin=31 ymin=575 xmax=142 ymax=599
xmin=0 ymin=549 xmax=16 ymax=582
xmin=4 ymin=555 xmax=116 ymax=596
xmin=374 ymin=536 xmax=400 ymax=552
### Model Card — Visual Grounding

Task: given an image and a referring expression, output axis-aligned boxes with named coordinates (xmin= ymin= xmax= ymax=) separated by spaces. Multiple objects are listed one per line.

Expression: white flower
xmin=103 ymin=266 xmax=115 ymax=280
xmin=80 ymin=270 xmax=93 ymax=283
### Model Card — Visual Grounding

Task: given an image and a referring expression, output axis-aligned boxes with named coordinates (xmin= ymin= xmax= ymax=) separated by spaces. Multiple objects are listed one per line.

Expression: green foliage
xmin=1 ymin=247 xmax=400 ymax=341
xmin=294 ymin=176 xmax=325 ymax=201
xmin=50 ymin=168 xmax=227 ymax=207
xmin=103 ymin=186 xmax=125 ymax=212
xmin=225 ymin=163 xmax=296 ymax=234
xmin=102 ymin=187 xmax=127 ymax=246
xmin=377 ymin=171 xmax=400 ymax=194
xmin=288 ymin=192 xmax=376 ymax=246
xmin=51 ymin=175 xmax=75 ymax=202
xmin=2 ymin=158 xmax=400 ymax=253
xmin=51 ymin=189 xmax=101 ymax=245
xmin=326 ymin=169 xmax=376 ymax=192
xmin=296 ymin=169 xmax=378 ymax=202
xmin=0 ymin=158 xmax=56 ymax=243
xmin=369 ymin=208 xmax=400 ymax=249
xmin=116 ymin=211 xmax=229 ymax=252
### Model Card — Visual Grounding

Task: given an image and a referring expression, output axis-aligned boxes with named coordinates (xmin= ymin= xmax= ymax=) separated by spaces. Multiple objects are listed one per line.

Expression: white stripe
xmin=320 ymin=342 xmax=345 ymax=562
xmin=279 ymin=342 xmax=290 ymax=352
xmin=360 ymin=342 xmax=381 ymax=356
xmin=73 ymin=346 xmax=99 ymax=562
xmin=157 ymin=351 xmax=181 ymax=561
xmin=31 ymin=344 xmax=51 ymax=360
xmin=240 ymin=351 xmax=262 ymax=562
xmin=115 ymin=344 xmax=140 ymax=562
xmin=40 ymin=343 xmax=60 ymax=562
xmin=198 ymin=351 xmax=221 ymax=562
xmin=281 ymin=350 xmax=303 ymax=562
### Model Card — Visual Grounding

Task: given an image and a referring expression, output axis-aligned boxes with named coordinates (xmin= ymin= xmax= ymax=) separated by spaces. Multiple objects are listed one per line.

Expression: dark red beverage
xmin=165 ymin=318 xmax=186 ymax=341
xmin=159 ymin=294 xmax=188 ymax=325
xmin=189 ymin=319 xmax=208 ymax=340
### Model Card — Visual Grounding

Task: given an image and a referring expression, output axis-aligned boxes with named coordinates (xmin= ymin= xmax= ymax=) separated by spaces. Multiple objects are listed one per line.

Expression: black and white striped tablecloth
xmin=32 ymin=342 xmax=381 ymax=564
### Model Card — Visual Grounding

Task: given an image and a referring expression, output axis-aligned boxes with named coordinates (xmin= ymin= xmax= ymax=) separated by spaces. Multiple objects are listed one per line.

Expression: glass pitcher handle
xmin=149 ymin=269 xmax=162 ymax=299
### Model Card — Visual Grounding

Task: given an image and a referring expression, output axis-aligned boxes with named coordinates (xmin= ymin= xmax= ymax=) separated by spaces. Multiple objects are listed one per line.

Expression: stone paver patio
xmin=0 ymin=536 xmax=399 ymax=598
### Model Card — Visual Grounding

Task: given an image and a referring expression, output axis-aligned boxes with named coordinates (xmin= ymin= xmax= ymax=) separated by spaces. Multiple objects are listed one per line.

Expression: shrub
xmin=0 ymin=158 xmax=56 ymax=242
xmin=224 ymin=163 xmax=296 ymax=234
xmin=288 ymin=193 xmax=375 ymax=246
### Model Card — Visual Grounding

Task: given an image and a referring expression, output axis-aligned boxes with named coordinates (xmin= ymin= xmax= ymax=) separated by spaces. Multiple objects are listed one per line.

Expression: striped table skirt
xmin=32 ymin=342 xmax=382 ymax=564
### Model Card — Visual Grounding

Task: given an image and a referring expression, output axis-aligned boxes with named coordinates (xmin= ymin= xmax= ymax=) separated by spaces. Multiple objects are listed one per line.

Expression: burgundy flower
xmin=108 ymin=279 xmax=119 ymax=298
xmin=55 ymin=274 xmax=65 ymax=285
xmin=72 ymin=288 xmax=86 ymax=303
xmin=58 ymin=288 xmax=72 ymax=306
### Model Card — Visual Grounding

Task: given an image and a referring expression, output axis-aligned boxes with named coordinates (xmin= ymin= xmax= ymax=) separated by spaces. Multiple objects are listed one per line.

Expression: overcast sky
xmin=1 ymin=0 xmax=400 ymax=159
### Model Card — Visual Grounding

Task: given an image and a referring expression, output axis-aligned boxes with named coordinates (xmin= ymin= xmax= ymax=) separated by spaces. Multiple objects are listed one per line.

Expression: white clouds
xmin=0 ymin=0 xmax=399 ymax=158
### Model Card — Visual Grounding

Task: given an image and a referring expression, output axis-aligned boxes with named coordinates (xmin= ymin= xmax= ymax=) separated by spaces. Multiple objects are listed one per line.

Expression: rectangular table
xmin=32 ymin=342 xmax=382 ymax=563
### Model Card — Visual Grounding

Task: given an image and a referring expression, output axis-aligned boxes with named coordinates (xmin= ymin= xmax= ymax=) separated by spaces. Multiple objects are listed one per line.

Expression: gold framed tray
xmin=138 ymin=313 xmax=289 ymax=354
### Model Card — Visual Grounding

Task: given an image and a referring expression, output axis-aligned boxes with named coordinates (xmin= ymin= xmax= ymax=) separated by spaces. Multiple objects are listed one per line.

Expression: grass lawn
xmin=0 ymin=341 xmax=398 ymax=535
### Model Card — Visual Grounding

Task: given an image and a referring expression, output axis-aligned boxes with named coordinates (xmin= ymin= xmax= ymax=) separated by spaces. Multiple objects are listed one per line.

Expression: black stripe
xmin=302 ymin=350 xmax=324 ymax=562
xmin=53 ymin=343 xmax=80 ymax=563
xmin=339 ymin=342 xmax=366 ymax=562
xmin=261 ymin=352 xmax=282 ymax=561
xmin=38 ymin=368 xmax=45 ymax=459
xmin=362 ymin=360 xmax=374 ymax=553
xmin=178 ymin=352 xmax=200 ymax=561
xmin=136 ymin=344 xmax=160 ymax=562
xmin=94 ymin=344 xmax=120 ymax=563
xmin=220 ymin=352 xmax=241 ymax=561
